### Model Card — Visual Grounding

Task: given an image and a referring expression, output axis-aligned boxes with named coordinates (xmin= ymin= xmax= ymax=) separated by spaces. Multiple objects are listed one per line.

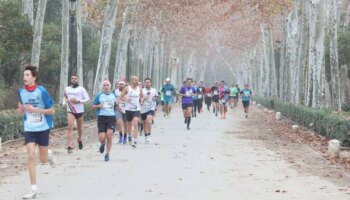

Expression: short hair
xmin=186 ymin=78 xmax=193 ymax=82
xmin=71 ymin=74 xmax=78 ymax=78
xmin=144 ymin=77 xmax=151 ymax=82
xmin=24 ymin=64 xmax=39 ymax=83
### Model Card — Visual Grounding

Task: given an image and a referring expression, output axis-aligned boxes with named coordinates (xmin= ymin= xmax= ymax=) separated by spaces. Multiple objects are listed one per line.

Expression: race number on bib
xmin=198 ymin=94 xmax=203 ymax=99
xmin=213 ymin=91 xmax=219 ymax=95
xmin=103 ymin=101 xmax=113 ymax=110
xmin=27 ymin=113 xmax=44 ymax=125
xmin=186 ymin=90 xmax=192 ymax=96
xmin=165 ymin=91 xmax=172 ymax=96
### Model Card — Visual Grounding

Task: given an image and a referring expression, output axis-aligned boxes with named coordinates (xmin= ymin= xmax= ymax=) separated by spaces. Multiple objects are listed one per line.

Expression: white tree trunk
xmin=76 ymin=0 xmax=83 ymax=85
xmin=31 ymin=0 xmax=47 ymax=68
xmin=329 ymin=0 xmax=341 ymax=111
xmin=93 ymin=0 xmax=119 ymax=96
xmin=59 ymin=0 xmax=69 ymax=104
xmin=307 ymin=0 xmax=327 ymax=108
xmin=113 ymin=2 xmax=131 ymax=84
xmin=22 ymin=0 xmax=33 ymax=26
xmin=260 ymin=23 xmax=269 ymax=96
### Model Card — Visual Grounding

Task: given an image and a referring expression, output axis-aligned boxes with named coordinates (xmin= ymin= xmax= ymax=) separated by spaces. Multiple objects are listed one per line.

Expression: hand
xmin=23 ymin=104 xmax=38 ymax=113
xmin=17 ymin=106 xmax=24 ymax=115
xmin=70 ymin=98 xmax=79 ymax=104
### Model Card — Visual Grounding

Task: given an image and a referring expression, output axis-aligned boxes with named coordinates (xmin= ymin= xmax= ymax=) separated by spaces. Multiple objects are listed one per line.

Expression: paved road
xmin=0 ymin=104 xmax=349 ymax=200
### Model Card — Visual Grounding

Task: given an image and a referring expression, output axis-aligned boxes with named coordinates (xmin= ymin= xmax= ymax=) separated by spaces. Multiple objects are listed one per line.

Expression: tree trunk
xmin=329 ymin=0 xmax=341 ymax=111
xmin=113 ymin=2 xmax=131 ymax=84
xmin=31 ymin=0 xmax=47 ymax=68
xmin=76 ymin=0 xmax=83 ymax=85
xmin=59 ymin=0 xmax=69 ymax=104
xmin=22 ymin=0 xmax=33 ymax=26
xmin=92 ymin=0 xmax=119 ymax=96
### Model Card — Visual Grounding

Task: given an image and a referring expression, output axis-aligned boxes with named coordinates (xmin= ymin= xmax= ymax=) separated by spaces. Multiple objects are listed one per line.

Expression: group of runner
xmin=17 ymin=65 xmax=252 ymax=199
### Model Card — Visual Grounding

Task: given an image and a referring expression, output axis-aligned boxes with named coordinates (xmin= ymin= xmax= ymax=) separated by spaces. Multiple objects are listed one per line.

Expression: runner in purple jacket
xmin=179 ymin=78 xmax=197 ymax=130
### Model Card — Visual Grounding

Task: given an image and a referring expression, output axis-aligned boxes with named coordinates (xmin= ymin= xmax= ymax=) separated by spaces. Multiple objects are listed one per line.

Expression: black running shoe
xmin=185 ymin=118 xmax=188 ymax=124
xmin=99 ymin=143 xmax=105 ymax=153
xmin=77 ymin=139 xmax=83 ymax=150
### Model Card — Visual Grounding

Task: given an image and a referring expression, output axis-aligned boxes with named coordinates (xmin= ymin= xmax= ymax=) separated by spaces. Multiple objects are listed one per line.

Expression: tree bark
xmin=59 ymin=0 xmax=69 ymax=104
xmin=76 ymin=0 xmax=83 ymax=85
xmin=31 ymin=0 xmax=47 ymax=68
xmin=93 ymin=0 xmax=119 ymax=96
xmin=22 ymin=0 xmax=33 ymax=26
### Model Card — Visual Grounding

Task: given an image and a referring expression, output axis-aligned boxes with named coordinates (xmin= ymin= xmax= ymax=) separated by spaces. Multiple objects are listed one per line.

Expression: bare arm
xmin=119 ymin=87 xmax=129 ymax=102
xmin=23 ymin=104 xmax=55 ymax=115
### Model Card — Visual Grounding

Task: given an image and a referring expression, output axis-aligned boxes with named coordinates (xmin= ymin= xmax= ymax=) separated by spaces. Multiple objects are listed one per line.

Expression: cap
xmin=165 ymin=77 xmax=170 ymax=81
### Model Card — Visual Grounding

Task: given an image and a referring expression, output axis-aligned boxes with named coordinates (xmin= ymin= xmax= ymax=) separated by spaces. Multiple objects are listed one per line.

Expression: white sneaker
xmin=48 ymin=149 xmax=56 ymax=168
xmin=146 ymin=136 xmax=151 ymax=143
xmin=22 ymin=191 xmax=38 ymax=199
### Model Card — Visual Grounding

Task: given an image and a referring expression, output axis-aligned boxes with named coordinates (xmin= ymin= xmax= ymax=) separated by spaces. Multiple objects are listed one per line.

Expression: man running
xmin=179 ymin=78 xmax=196 ymax=130
xmin=192 ymin=81 xmax=198 ymax=117
xmin=120 ymin=76 xmax=144 ymax=147
xmin=204 ymin=83 xmax=212 ymax=111
xmin=161 ymin=77 xmax=175 ymax=117
xmin=196 ymin=81 xmax=205 ymax=113
xmin=114 ymin=81 xmax=126 ymax=144
xmin=211 ymin=81 xmax=220 ymax=116
xmin=140 ymin=78 xmax=158 ymax=143
xmin=240 ymin=84 xmax=253 ymax=118
xmin=63 ymin=75 xmax=90 ymax=153
xmin=92 ymin=80 xmax=117 ymax=161
xmin=18 ymin=65 xmax=55 ymax=199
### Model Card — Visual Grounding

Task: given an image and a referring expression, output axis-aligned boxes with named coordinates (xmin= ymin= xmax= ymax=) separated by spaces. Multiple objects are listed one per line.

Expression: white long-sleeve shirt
xmin=63 ymin=86 xmax=90 ymax=113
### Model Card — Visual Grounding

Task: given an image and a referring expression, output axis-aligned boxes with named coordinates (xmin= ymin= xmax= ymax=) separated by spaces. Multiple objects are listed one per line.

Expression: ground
xmin=0 ymin=103 xmax=350 ymax=200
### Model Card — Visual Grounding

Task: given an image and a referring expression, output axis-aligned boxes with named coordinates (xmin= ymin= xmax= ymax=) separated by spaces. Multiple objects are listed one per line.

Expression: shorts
xmin=25 ymin=129 xmax=50 ymax=146
xmin=125 ymin=110 xmax=140 ymax=122
xmin=140 ymin=110 xmax=155 ymax=121
xmin=212 ymin=95 xmax=219 ymax=103
xmin=182 ymin=104 xmax=193 ymax=110
xmin=68 ymin=112 xmax=84 ymax=119
xmin=164 ymin=97 xmax=173 ymax=105
xmin=97 ymin=116 xmax=116 ymax=133
xmin=243 ymin=101 xmax=250 ymax=108
xmin=229 ymin=96 xmax=238 ymax=100
xmin=219 ymin=99 xmax=227 ymax=105
xmin=115 ymin=110 xmax=126 ymax=121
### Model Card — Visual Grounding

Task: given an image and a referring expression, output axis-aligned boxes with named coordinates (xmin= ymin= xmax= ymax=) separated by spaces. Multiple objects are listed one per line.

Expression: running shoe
xmin=132 ymin=141 xmax=137 ymax=148
xmin=118 ymin=135 xmax=123 ymax=144
xmin=77 ymin=138 xmax=83 ymax=150
xmin=104 ymin=153 xmax=110 ymax=162
xmin=67 ymin=147 xmax=73 ymax=154
xmin=184 ymin=118 xmax=188 ymax=124
xmin=187 ymin=125 xmax=190 ymax=130
xmin=99 ymin=143 xmax=105 ymax=153
xmin=22 ymin=191 xmax=37 ymax=199
xmin=122 ymin=136 xmax=127 ymax=145
xmin=128 ymin=136 xmax=132 ymax=144
xmin=48 ymin=149 xmax=56 ymax=168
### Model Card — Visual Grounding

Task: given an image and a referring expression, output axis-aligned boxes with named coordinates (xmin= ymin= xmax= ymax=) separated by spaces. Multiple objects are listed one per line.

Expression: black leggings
xmin=205 ymin=96 xmax=211 ymax=109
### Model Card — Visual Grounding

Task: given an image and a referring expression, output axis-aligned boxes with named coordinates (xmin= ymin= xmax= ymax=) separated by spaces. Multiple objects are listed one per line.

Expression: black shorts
xmin=161 ymin=101 xmax=164 ymax=106
xmin=212 ymin=95 xmax=219 ymax=103
xmin=125 ymin=110 xmax=140 ymax=122
xmin=68 ymin=112 xmax=84 ymax=119
xmin=25 ymin=129 xmax=50 ymax=146
xmin=243 ymin=101 xmax=250 ymax=108
xmin=140 ymin=110 xmax=155 ymax=121
xmin=182 ymin=104 xmax=193 ymax=110
xmin=97 ymin=116 xmax=116 ymax=133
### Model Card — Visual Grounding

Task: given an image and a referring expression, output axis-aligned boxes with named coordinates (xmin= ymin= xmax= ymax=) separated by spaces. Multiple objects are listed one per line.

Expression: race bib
xmin=119 ymin=103 xmax=125 ymax=108
xmin=166 ymin=91 xmax=172 ymax=96
xmin=103 ymin=101 xmax=113 ymax=110
xmin=186 ymin=90 xmax=192 ymax=96
xmin=220 ymin=99 xmax=226 ymax=104
xmin=198 ymin=94 xmax=203 ymax=99
xmin=27 ymin=113 xmax=44 ymax=125
xmin=213 ymin=91 xmax=218 ymax=95
xmin=207 ymin=93 xmax=212 ymax=97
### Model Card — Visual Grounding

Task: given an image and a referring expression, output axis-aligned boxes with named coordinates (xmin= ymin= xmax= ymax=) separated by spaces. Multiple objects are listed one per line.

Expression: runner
xmin=114 ymin=81 xmax=126 ymax=144
xmin=211 ymin=81 xmax=220 ymax=116
xmin=116 ymin=81 xmax=128 ymax=144
xmin=204 ymin=83 xmax=212 ymax=111
xmin=63 ymin=75 xmax=90 ymax=153
xmin=240 ymin=84 xmax=253 ymax=118
xmin=92 ymin=80 xmax=117 ymax=161
xmin=138 ymin=81 xmax=144 ymax=135
xmin=229 ymin=84 xmax=240 ymax=108
xmin=120 ymin=76 xmax=144 ymax=147
xmin=140 ymin=78 xmax=158 ymax=143
xmin=179 ymin=78 xmax=196 ymax=130
xmin=196 ymin=81 xmax=205 ymax=113
xmin=161 ymin=77 xmax=175 ymax=117
xmin=192 ymin=81 xmax=198 ymax=117
xmin=17 ymin=65 xmax=55 ymax=199
xmin=218 ymin=81 xmax=229 ymax=119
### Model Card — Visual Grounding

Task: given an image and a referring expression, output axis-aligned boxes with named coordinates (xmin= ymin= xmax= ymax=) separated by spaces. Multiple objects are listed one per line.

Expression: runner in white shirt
xmin=62 ymin=75 xmax=90 ymax=153
xmin=140 ymin=78 xmax=158 ymax=143
xmin=120 ymin=76 xmax=144 ymax=147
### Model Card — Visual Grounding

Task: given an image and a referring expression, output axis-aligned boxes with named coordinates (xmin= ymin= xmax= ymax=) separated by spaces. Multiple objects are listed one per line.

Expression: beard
xmin=72 ymin=83 xmax=79 ymax=88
